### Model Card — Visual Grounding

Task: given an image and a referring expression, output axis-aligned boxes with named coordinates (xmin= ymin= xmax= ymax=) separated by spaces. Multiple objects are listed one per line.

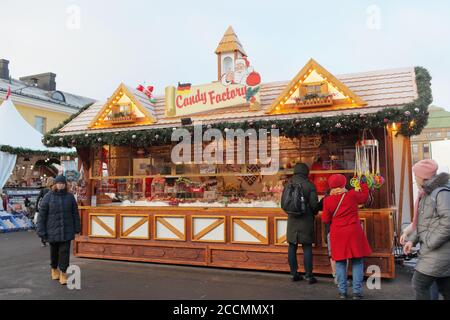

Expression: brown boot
xmin=51 ymin=268 xmax=60 ymax=280
xmin=59 ymin=271 xmax=68 ymax=285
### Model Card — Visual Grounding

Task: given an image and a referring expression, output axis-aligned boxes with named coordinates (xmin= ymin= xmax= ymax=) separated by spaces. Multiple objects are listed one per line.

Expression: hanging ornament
xmin=383 ymin=118 xmax=389 ymax=124
xmin=335 ymin=122 xmax=342 ymax=128
xmin=414 ymin=108 xmax=420 ymax=113
xmin=271 ymin=124 xmax=277 ymax=129
xmin=85 ymin=134 xmax=89 ymax=137
xmin=404 ymin=111 xmax=411 ymax=116
xmin=224 ymin=128 xmax=229 ymax=133
xmin=155 ymin=134 xmax=159 ymax=139
xmin=132 ymin=134 xmax=136 ymax=139
xmin=352 ymin=129 xmax=385 ymax=192
xmin=98 ymin=137 xmax=102 ymax=142
xmin=59 ymin=138 xmax=64 ymax=142
xmin=315 ymin=122 xmax=320 ymax=128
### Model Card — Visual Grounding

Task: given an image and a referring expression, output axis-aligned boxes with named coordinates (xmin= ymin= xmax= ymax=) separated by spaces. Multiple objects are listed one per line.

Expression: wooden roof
xmin=57 ymin=66 xmax=418 ymax=135
xmin=215 ymin=26 xmax=247 ymax=56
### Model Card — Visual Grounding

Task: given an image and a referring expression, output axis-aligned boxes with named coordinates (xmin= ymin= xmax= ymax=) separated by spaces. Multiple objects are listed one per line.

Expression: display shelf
xmin=90 ymin=169 xmax=354 ymax=180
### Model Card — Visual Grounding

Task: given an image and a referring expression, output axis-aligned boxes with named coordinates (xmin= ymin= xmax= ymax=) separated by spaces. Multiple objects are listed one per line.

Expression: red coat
xmin=321 ymin=183 xmax=372 ymax=261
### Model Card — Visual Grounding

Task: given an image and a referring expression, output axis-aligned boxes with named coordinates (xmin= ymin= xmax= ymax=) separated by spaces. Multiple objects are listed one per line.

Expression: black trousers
xmin=288 ymin=243 xmax=313 ymax=277
xmin=412 ymin=270 xmax=450 ymax=300
xmin=49 ymin=241 xmax=71 ymax=272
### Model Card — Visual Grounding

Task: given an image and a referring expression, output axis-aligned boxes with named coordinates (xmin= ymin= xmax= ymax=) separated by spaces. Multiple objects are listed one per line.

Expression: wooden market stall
xmin=45 ymin=27 xmax=431 ymax=279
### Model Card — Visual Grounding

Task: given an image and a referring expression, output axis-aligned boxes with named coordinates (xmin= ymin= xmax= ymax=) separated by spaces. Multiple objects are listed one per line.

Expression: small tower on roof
xmin=215 ymin=26 xmax=247 ymax=81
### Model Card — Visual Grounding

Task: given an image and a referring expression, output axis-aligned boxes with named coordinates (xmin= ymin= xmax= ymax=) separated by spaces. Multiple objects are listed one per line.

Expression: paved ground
xmin=0 ymin=231 xmax=416 ymax=300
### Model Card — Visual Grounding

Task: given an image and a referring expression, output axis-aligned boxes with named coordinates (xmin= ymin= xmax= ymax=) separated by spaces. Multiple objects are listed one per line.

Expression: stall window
xmin=34 ymin=116 xmax=47 ymax=134
xmin=423 ymin=143 xmax=430 ymax=157
xmin=300 ymin=82 xmax=328 ymax=96
xmin=411 ymin=143 xmax=419 ymax=156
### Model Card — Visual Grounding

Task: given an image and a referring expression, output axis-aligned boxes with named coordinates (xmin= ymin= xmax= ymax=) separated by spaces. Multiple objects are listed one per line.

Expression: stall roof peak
xmin=266 ymin=58 xmax=367 ymax=114
xmin=57 ymin=66 xmax=419 ymax=134
xmin=215 ymin=26 xmax=247 ymax=56
xmin=88 ymin=83 xmax=156 ymax=129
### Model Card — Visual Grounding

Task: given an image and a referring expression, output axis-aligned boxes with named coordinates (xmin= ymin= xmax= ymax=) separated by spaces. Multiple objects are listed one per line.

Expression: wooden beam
xmin=397 ymin=138 xmax=408 ymax=236
xmin=122 ymin=217 xmax=148 ymax=237
xmin=193 ymin=219 xmax=224 ymax=241
xmin=157 ymin=217 xmax=184 ymax=240
xmin=278 ymin=234 xmax=287 ymax=244
xmin=405 ymin=137 xmax=415 ymax=221
xmin=234 ymin=218 xmax=267 ymax=243
xmin=92 ymin=216 xmax=115 ymax=236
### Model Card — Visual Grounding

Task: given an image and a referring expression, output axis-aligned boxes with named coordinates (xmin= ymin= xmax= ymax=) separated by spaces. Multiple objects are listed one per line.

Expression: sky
xmin=1 ymin=0 xmax=450 ymax=110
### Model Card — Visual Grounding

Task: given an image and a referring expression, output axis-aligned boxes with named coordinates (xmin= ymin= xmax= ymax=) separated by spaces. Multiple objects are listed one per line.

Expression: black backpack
xmin=281 ymin=182 xmax=307 ymax=215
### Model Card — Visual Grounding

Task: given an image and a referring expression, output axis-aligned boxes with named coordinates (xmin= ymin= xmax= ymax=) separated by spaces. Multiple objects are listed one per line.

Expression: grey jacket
xmin=407 ymin=172 xmax=450 ymax=277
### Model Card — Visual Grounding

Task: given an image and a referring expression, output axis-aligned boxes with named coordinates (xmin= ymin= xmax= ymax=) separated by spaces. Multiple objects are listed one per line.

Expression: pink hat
xmin=328 ymin=174 xmax=347 ymax=189
xmin=412 ymin=159 xmax=438 ymax=180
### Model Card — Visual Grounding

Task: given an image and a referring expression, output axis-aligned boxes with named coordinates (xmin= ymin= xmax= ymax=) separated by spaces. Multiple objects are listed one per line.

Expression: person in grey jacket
xmin=403 ymin=159 xmax=450 ymax=300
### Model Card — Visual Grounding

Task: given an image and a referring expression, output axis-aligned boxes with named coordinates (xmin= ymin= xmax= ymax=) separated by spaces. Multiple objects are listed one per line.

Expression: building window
xmin=435 ymin=132 xmax=442 ymax=138
xmin=35 ymin=116 xmax=47 ymax=134
xmin=51 ymin=91 xmax=66 ymax=103
xmin=411 ymin=143 xmax=419 ymax=155
xmin=423 ymin=143 xmax=430 ymax=157
xmin=447 ymin=131 xmax=450 ymax=138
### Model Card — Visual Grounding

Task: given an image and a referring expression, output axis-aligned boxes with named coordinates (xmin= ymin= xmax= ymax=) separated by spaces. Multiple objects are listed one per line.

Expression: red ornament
xmin=246 ymin=72 xmax=261 ymax=86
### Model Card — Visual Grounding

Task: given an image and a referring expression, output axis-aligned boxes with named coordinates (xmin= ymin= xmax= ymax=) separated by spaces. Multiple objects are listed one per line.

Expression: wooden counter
xmin=75 ymin=206 xmax=396 ymax=278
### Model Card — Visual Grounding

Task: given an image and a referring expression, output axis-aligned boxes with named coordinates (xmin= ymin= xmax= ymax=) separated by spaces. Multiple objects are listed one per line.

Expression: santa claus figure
xmin=221 ymin=57 xmax=253 ymax=86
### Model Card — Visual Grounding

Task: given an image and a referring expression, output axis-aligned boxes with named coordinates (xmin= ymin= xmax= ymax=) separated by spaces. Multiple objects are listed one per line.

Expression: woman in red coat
xmin=322 ymin=174 xmax=372 ymax=299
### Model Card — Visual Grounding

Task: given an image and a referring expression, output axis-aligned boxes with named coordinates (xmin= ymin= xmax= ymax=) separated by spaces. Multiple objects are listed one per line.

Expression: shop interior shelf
xmin=90 ymin=169 xmax=354 ymax=180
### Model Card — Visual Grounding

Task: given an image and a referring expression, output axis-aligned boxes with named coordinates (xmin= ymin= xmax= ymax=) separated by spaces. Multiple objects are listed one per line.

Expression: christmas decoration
xmin=137 ymin=84 xmax=156 ymax=103
xmin=0 ymin=145 xmax=76 ymax=158
xmin=43 ymin=67 xmax=432 ymax=148
xmin=351 ymin=130 xmax=385 ymax=191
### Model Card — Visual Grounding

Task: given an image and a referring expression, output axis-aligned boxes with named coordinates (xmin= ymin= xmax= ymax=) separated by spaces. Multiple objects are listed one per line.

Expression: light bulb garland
xmin=41 ymin=67 xmax=431 ymax=149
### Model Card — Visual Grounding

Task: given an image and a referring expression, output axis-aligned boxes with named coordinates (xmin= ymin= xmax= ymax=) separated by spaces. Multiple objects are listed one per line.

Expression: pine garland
xmin=0 ymin=145 xmax=76 ymax=158
xmin=43 ymin=67 xmax=432 ymax=148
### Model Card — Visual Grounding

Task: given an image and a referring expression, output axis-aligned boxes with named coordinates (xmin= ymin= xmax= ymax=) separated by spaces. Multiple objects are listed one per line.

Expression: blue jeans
xmin=336 ymin=258 xmax=364 ymax=295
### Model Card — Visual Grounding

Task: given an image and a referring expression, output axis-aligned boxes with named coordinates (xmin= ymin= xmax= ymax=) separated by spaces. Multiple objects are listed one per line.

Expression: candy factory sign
xmin=165 ymin=57 xmax=261 ymax=117
xmin=165 ymin=82 xmax=260 ymax=117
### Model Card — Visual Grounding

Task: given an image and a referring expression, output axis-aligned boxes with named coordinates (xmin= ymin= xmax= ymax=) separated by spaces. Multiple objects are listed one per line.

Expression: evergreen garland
xmin=43 ymin=67 xmax=432 ymax=148
xmin=0 ymin=145 xmax=76 ymax=158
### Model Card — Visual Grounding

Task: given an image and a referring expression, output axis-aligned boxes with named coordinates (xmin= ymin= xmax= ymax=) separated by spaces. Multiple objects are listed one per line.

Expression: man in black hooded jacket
xmin=286 ymin=163 xmax=319 ymax=284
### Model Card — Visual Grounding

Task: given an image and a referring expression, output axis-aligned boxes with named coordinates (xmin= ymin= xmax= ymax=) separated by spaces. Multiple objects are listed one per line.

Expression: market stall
xmin=0 ymin=97 xmax=76 ymax=227
xmin=45 ymin=28 xmax=431 ymax=278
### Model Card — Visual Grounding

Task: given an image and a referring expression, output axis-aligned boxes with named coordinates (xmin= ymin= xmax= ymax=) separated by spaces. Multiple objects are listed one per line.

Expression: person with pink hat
xmin=402 ymin=159 xmax=450 ymax=300
xmin=322 ymin=174 xmax=372 ymax=299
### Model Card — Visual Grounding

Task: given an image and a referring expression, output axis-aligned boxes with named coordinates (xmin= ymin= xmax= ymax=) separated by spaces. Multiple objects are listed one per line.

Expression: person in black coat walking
xmin=286 ymin=163 xmax=319 ymax=284
xmin=36 ymin=175 xmax=81 ymax=285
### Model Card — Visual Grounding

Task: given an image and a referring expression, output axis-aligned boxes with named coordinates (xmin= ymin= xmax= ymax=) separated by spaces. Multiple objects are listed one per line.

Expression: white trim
xmin=0 ymin=93 xmax=80 ymax=114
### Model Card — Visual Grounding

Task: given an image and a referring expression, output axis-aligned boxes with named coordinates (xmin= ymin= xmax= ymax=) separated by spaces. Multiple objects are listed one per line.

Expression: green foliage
xmin=43 ymin=67 xmax=432 ymax=148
